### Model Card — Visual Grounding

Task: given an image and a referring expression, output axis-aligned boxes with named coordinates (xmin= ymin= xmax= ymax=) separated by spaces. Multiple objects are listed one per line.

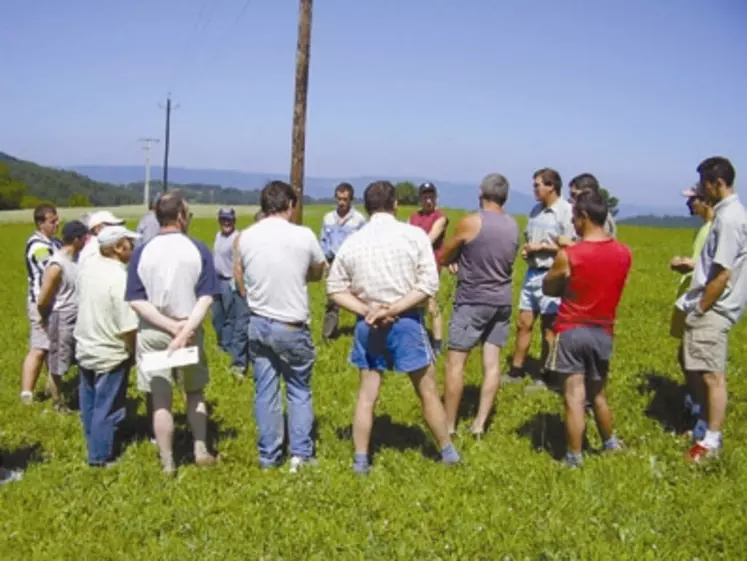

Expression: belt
xmin=218 ymin=275 xmax=232 ymax=281
xmin=250 ymin=313 xmax=306 ymax=329
xmin=528 ymin=266 xmax=550 ymax=272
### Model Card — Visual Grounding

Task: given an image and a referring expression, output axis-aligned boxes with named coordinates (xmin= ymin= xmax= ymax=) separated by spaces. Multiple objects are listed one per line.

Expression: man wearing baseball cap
xmin=668 ymin=185 xmax=714 ymax=440
xmin=78 ymin=210 xmax=125 ymax=267
xmin=74 ymin=224 xmax=140 ymax=467
xmin=409 ymin=182 xmax=448 ymax=354
xmin=211 ymin=209 xmax=241 ymax=362
xmin=36 ymin=220 xmax=88 ymax=412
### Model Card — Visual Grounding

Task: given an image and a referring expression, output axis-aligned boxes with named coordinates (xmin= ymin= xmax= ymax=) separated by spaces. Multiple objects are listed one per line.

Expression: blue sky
xmin=1 ymin=0 xmax=746 ymax=205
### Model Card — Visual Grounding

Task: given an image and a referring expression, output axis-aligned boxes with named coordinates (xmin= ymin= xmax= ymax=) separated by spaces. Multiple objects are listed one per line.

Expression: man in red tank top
xmin=409 ymin=182 xmax=448 ymax=354
xmin=542 ymin=191 xmax=632 ymax=468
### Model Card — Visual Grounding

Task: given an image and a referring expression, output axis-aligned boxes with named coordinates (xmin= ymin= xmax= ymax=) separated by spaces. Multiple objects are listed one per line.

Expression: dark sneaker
xmin=0 ymin=467 xmax=23 ymax=485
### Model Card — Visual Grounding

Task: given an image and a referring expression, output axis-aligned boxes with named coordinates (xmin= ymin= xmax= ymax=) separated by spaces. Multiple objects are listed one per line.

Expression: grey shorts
xmin=136 ymin=325 xmax=209 ymax=393
xmin=447 ymin=304 xmax=512 ymax=351
xmin=27 ymin=300 xmax=50 ymax=352
xmin=682 ymin=310 xmax=731 ymax=373
xmin=48 ymin=309 xmax=77 ymax=376
xmin=547 ymin=326 xmax=613 ymax=382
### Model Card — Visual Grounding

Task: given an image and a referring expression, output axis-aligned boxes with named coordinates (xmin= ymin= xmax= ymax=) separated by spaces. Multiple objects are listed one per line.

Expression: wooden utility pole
xmin=159 ymin=95 xmax=179 ymax=192
xmin=138 ymin=138 xmax=160 ymax=208
xmin=290 ymin=0 xmax=313 ymax=225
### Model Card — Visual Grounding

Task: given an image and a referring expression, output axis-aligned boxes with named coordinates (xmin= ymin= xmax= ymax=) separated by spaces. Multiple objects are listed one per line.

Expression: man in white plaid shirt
xmin=327 ymin=180 xmax=460 ymax=474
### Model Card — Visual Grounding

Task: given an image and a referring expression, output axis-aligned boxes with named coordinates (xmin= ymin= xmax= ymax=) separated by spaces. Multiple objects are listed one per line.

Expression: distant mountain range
xmin=68 ymin=164 xmax=689 ymax=219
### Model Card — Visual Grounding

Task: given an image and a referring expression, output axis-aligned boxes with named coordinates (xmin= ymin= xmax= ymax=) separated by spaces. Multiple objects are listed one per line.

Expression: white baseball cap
xmin=98 ymin=225 xmax=141 ymax=247
xmin=88 ymin=210 xmax=125 ymax=229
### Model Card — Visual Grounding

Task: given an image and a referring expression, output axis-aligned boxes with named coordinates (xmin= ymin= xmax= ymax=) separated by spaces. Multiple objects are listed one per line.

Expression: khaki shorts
xmin=27 ymin=300 xmax=50 ymax=352
xmin=682 ymin=310 xmax=732 ymax=373
xmin=136 ymin=325 xmax=209 ymax=393
xmin=48 ymin=309 xmax=76 ymax=376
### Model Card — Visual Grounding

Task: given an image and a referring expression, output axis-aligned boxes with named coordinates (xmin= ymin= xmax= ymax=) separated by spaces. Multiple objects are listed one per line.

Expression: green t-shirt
xmin=676 ymin=221 xmax=712 ymax=297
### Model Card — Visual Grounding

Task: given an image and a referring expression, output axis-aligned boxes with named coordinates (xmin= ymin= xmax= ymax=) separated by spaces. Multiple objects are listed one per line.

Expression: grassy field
xmin=0 ymin=204 xmax=746 ymax=560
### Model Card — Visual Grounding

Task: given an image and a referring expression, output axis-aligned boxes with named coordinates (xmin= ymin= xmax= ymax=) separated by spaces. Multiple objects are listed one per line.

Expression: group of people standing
xmin=3 ymin=156 xmax=744 ymax=485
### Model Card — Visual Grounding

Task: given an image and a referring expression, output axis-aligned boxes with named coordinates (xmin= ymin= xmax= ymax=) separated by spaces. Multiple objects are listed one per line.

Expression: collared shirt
xmin=74 ymin=256 xmax=138 ymax=372
xmin=25 ymin=231 xmax=61 ymax=303
xmin=125 ymin=231 xmax=220 ymax=322
xmin=677 ymin=194 xmax=747 ymax=325
xmin=238 ymin=216 xmax=326 ymax=324
xmin=524 ymin=197 xmax=574 ymax=269
xmin=319 ymin=207 xmax=367 ymax=260
xmin=213 ymin=230 xmax=238 ymax=279
xmin=326 ymin=213 xmax=439 ymax=305
xmin=135 ymin=211 xmax=161 ymax=247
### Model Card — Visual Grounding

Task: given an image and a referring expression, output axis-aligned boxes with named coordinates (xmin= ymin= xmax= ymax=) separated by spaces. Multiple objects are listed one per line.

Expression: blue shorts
xmin=518 ymin=268 xmax=560 ymax=316
xmin=350 ymin=311 xmax=434 ymax=374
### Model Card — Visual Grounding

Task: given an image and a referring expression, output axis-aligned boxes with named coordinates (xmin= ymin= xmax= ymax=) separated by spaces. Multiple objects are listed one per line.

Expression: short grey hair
xmin=479 ymin=173 xmax=509 ymax=206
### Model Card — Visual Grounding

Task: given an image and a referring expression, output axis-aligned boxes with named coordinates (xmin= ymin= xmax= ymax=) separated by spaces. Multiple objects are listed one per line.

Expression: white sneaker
xmin=289 ymin=456 xmax=317 ymax=474
xmin=0 ymin=467 xmax=23 ymax=485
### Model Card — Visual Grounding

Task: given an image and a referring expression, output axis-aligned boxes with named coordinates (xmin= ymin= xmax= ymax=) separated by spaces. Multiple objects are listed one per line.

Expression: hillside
xmin=0 ymin=151 xmax=140 ymax=208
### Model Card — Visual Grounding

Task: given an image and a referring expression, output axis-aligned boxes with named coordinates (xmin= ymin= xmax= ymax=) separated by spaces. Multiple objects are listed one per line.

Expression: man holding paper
xmin=125 ymin=192 xmax=220 ymax=475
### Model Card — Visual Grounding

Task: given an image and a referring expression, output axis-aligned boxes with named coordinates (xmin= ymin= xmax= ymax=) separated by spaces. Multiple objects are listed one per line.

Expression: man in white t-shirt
xmin=236 ymin=180 xmax=327 ymax=472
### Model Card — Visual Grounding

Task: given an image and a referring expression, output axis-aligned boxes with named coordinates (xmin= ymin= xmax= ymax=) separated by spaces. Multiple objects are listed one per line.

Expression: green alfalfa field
xmin=0 ymin=204 xmax=746 ymax=560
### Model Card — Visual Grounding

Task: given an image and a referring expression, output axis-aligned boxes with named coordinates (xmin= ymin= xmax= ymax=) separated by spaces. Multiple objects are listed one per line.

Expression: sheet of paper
xmin=140 ymin=346 xmax=200 ymax=373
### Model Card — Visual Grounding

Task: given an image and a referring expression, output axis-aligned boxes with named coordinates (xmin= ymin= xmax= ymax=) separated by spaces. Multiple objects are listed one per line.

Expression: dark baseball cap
xmin=418 ymin=182 xmax=437 ymax=195
xmin=218 ymin=207 xmax=236 ymax=221
xmin=61 ymin=220 xmax=88 ymax=242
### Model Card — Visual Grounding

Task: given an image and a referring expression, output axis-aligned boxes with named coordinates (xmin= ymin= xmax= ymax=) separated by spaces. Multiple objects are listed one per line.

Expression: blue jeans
xmin=79 ymin=360 xmax=131 ymax=465
xmin=248 ymin=315 xmax=316 ymax=467
xmin=211 ymin=279 xmax=235 ymax=351
xmin=229 ymin=293 xmax=251 ymax=371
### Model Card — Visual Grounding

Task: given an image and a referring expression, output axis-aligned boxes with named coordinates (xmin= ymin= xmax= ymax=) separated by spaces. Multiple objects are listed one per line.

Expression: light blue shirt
xmin=319 ymin=207 xmax=367 ymax=260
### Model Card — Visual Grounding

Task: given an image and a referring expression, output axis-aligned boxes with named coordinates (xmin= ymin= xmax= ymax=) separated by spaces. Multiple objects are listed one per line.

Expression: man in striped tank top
xmin=439 ymin=174 xmax=520 ymax=437
xmin=21 ymin=204 xmax=61 ymax=405
xmin=543 ymin=191 xmax=632 ymax=468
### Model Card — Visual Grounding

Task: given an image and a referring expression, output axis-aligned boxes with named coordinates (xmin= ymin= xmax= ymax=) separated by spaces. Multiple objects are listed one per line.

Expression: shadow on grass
xmin=0 ymin=442 xmax=44 ymax=471
xmin=637 ymin=371 xmax=690 ymax=434
xmin=116 ymin=397 xmax=239 ymax=467
xmin=335 ymin=415 xmax=440 ymax=462
xmin=516 ymin=413 xmax=591 ymax=460
xmin=453 ymin=384 xmax=496 ymax=433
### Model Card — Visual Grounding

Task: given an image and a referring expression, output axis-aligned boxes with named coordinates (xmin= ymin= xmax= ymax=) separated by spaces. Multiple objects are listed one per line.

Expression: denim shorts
xmin=518 ymin=268 xmax=559 ymax=315
xmin=350 ymin=311 xmax=434 ymax=374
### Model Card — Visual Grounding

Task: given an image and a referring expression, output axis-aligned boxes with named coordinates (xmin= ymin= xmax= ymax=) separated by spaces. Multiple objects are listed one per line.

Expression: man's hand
xmin=167 ymin=326 xmax=196 ymax=355
xmin=448 ymin=263 xmax=459 ymax=275
xmin=169 ymin=319 xmax=187 ymax=337
xmin=669 ymin=256 xmax=694 ymax=274
xmin=365 ymin=303 xmax=396 ymax=328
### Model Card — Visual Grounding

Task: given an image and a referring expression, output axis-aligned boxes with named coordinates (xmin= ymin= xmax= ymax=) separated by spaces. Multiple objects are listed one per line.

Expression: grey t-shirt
xmin=213 ymin=230 xmax=238 ymax=279
xmin=524 ymin=198 xmax=574 ymax=269
xmin=135 ymin=211 xmax=160 ymax=247
xmin=678 ymin=194 xmax=747 ymax=325
xmin=48 ymin=251 xmax=78 ymax=313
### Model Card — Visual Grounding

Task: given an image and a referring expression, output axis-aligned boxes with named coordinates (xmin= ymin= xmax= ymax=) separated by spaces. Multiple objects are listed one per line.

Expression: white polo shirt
xmin=237 ymin=216 xmax=326 ymax=324
xmin=74 ymin=256 xmax=138 ymax=372
xmin=125 ymin=231 xmax=220 ymax=321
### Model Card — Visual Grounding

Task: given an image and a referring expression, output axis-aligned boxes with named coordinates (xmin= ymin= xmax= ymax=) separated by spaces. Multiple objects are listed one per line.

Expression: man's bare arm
xmin=428 ymin=216 xmax=448 ymax=245
xmin=329 ymin=290 xmax=369 ymax=317
xmin=233 ymin=235 xmax=246 ymax=297
xmin=439 ymin=214 xmax=478 ymax=267
xmin=542 ymin=249 xmax=570 ymax=297
xmin=698 ymin=265 xmax=730 ymax=313
xmin=307 ymin=260 xmax=328 ymax=282
xmin=37 ymin=264 xmax=62 ymax=316
xmin=128 ymin=301 xmax=183 ymax=336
